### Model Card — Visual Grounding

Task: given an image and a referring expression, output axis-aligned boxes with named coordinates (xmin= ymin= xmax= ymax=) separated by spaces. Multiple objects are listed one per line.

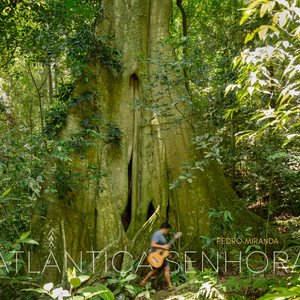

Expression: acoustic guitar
xmin=147 ymin=232 xmax=183 ymax=268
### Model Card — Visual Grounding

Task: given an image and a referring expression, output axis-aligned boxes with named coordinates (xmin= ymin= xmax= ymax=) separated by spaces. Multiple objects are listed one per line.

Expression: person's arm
xmin=151 ymin=241 xmax=169 ymax=250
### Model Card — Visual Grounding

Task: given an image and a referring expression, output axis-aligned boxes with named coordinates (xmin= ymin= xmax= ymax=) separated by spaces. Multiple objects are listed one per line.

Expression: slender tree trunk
xmin=28 ymin=64 xmax=45 ymax=132
xmin=54 ymin=62 xmax=58 ymax=92
xmin=47 ymin=62 xmax=53 ymax=104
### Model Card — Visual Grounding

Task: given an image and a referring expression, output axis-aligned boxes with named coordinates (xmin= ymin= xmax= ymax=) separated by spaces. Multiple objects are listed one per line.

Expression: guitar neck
xmin=168 ymin=237 xmax=178 ymax=246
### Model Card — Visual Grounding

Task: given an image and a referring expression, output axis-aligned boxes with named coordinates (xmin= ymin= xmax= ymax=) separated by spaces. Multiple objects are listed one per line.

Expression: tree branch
xmin=176 ymin=0 xmax=193 ymax=114
xmin=176 ymin=0 xmax=188 ymax=37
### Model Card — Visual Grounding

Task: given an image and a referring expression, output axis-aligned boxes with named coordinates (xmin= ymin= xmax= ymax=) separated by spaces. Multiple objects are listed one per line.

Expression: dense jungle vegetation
xmin=0 ymin=0 xmax=299 ymax=299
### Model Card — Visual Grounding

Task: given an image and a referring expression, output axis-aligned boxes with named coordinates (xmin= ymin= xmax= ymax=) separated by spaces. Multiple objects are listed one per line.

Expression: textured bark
xmin=31 ymin=0 xmax=283 ymax=282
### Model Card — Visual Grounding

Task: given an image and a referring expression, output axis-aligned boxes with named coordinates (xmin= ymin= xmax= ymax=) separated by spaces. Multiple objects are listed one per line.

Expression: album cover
xmin=0 ymin=0 xmax=299 ymax=299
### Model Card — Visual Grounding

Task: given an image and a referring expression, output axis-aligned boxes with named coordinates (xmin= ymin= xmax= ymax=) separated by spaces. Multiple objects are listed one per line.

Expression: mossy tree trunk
xmin=32 ymin=0 xmax=279 ymax=282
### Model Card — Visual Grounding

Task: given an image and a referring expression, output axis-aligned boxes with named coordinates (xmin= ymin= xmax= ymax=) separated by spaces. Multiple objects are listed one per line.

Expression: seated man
xmin=140 ymin=222 xmax=174 ymax=291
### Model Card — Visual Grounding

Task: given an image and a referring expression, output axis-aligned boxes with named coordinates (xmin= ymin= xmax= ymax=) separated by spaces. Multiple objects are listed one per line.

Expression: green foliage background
xmin=0 ymin=0 xmax=299 ymax=299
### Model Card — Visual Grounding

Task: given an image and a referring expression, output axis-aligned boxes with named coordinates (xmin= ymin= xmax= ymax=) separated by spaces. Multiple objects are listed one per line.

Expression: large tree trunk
xmin=31 ymin=0 xmax=281 ymax=282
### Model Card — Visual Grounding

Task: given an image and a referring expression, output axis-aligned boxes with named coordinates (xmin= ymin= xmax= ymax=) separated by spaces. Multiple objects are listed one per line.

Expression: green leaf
xmin=268 ymin=152 xmax=289 ymax=160
xmin=245 ymin=31 xmax=256 ymax=43
xmin=248 ymin=0 xmax=267 ymax=10
xmin=125 ymin=284 xmax=136 ymax=295
xmin=21 ymin=238 xmax=39 ymax=245
xmin=12 ymin=244 xmax=21 ymax=251
xmin=78 ymin=275 xmax=90 ymax=283
xmin=124 ymin=274 xmax=137 ymax=282
xmin=275 ymin=0 xmax=289 ymax=8
xmin=255 ymin=292 xmax=278 ymax=299
xmin=240 ymin=9 xmax=255 ymax=25
xmin=276 ymin=10 xmax=290 ymax=27
xmin=99 ymin=290 xmax=115 ymax=300
xmin=225 ymin=108 xmax=238 ymax=120
xmin=67 ymin=268 xmax=74 ymax=282
xmin=260 ymin=3 xmax=269 ymax=17
xmin=145 ymin=282 xmax=152 ymax=289
xmin=16 ymin=275 xmax=33 ymax=281
xmin=258 ymin=25 xmax=269 ymax=40
xmin=21 ymin=288 xmax=48 ymax=294
xmin=0 ymin=268 xmax=6 ymax=276
xmin=1 ymin=188 xmax=11 ymax=198
xmin=19 ymin=231 xmax=31 ymax=241
xmin=70 ymin=277 xmax=81 ymax=288
xmin=108 ymin=278 xmax=119 ymax=284
xmin=79 ymin=284 xmax=109 ymax=293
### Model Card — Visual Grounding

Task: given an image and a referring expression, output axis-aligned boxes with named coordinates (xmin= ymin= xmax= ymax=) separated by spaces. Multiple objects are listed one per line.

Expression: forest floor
xmin=135 ymin=271 xmax=291 ymax=300
xmin=133 ymin=214 xmax=297 ymax=300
